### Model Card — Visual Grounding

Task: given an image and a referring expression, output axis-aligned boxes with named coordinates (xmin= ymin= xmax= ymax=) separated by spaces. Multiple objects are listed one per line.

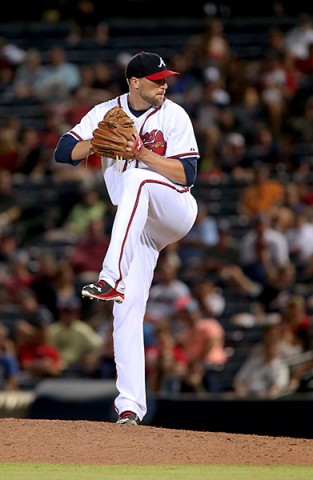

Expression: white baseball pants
xmin=100 ymin=167 xmax=198 ymax=420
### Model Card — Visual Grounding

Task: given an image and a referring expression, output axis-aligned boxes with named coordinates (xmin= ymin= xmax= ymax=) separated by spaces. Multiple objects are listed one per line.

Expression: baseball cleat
xmin=116 ymin=411 xmax=140 ymax=425
xmin=81 ymin=280 xmax=124 ymax=303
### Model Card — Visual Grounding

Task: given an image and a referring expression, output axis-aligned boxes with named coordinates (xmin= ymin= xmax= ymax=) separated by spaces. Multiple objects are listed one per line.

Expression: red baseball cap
xmin=125 ymin=51 xmax=179 ymax=80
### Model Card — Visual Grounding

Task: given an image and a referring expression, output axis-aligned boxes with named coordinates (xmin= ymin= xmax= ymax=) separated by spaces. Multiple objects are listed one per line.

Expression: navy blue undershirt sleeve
xmin=178 ymin=157 xmax=198 ymax=186
xmin=54 ymin=133 xmax=82 ymax=166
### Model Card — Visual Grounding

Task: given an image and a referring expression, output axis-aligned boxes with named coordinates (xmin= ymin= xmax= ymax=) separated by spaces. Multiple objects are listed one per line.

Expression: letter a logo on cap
xmin=158 ymin=57 xmax=166 ymax=68
xmin=126 ymin=51 xmax=179 ymax=80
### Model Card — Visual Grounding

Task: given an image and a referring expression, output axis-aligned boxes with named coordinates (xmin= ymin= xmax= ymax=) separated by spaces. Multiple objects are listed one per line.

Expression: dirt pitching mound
xmin=0 ymin=418 xmax=312 ymax=466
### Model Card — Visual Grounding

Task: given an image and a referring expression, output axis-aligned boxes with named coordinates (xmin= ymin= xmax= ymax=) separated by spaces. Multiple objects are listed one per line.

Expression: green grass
xmin=0 ymin=464 xmax=312 ymax=480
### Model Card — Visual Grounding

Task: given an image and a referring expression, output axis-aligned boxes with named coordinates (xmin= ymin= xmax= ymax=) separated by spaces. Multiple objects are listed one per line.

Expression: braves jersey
xmin=68 ymin=93 xmax=200 ymax=176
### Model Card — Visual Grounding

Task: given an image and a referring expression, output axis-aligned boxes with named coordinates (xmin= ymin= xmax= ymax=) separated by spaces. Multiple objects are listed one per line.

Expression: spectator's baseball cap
xmin=125 ymin=51 xmax=179 ymax=80
xmin=57 ymin=296 xmax=80 ymax=311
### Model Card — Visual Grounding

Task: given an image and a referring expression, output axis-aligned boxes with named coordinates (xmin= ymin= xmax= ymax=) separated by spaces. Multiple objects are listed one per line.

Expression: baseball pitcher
xmin=54 ymin=51 xmax=200 ymax=425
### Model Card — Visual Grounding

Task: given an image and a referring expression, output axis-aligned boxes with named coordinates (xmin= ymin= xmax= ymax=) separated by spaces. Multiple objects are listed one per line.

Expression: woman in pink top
xmin=176 ymin=298 xmax=228 ymax=392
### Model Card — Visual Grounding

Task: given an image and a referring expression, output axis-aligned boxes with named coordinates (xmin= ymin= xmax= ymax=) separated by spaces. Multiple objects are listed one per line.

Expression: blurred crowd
xmin=1 ymin=4 xmax=313 ymax=399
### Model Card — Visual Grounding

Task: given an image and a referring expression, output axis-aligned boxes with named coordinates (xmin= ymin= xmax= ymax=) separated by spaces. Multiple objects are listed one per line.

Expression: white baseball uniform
xmin=61 ymin=93 xmax=199 ymax=420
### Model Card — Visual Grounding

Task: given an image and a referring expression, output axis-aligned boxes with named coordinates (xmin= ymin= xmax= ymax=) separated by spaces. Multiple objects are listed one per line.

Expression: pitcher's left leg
xmin=113 ymin=232 xmax=159 ymax=421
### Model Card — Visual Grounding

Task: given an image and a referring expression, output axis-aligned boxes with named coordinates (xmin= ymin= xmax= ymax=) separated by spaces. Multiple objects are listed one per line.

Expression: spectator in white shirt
xmin=284 ymin=13 xmax=313 ymax=61
xmin=233 ymin=323 xmax=290 ymax=398
xmin=287 ymin=208 xmax=313 ymax=264
xmin=34 ymin=46 xmax=81 ymax=101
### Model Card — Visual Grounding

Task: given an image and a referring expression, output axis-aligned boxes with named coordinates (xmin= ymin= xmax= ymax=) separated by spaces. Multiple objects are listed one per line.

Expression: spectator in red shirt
xmin=145 ymin=322 xmax=187 ymax=393
xmin=281 ymin=294 xmax=312 ymax=351
xmin=17 ymin=313 xmax=63 ymax=383
xmin=68 ymin=217 xmax=110 ymax=285
xmin=15 ymin=288 xmax=63 ymax=384
xmin=3 ymin=250 xmax=34 ymax=303
xmin=295 ymin=41 xmax=313 ymax=74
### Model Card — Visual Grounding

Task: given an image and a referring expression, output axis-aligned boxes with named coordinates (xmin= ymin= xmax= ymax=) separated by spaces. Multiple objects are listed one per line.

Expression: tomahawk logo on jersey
xmin=141 ymin=130 xmax=166 ymax=155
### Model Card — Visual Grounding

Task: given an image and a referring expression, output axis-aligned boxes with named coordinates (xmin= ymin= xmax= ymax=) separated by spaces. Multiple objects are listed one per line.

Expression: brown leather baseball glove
xmin=91 ymin=106 xmax=141 ymax=160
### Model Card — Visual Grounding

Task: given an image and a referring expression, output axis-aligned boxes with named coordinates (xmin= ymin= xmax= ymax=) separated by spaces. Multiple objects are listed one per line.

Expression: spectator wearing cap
xmin=13 ymin=288 xmax=53 ymax=356
xmin=15 ymin=291 xmax=63 ymax=384
xmin=15 ymin=288 xmax=54 ymax=343
xmin=47 ymin=296 xmax=102 ymax=375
